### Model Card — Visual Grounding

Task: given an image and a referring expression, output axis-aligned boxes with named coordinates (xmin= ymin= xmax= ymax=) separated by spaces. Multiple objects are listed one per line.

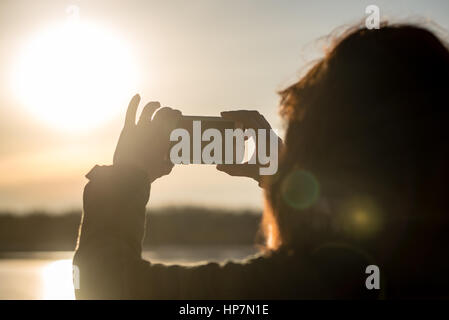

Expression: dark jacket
xmin=73 ymin=165 xmax=376 ymax=299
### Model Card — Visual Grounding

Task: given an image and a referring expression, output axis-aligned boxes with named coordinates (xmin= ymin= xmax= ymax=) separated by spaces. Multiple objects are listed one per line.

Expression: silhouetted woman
xmin=74 ymin=24 xmax=449 ymax=299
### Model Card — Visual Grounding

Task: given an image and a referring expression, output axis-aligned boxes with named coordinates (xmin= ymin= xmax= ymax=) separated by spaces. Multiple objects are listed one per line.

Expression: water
xmin=0 ymin=245 xmax=257 ymax=300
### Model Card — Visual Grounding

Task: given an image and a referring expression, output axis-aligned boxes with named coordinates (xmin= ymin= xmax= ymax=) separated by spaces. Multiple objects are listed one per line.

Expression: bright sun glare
xmin=12 ymin=9 xmax=139 ymax=131
xmin=42 ymin=259 xmax=75 ymax=300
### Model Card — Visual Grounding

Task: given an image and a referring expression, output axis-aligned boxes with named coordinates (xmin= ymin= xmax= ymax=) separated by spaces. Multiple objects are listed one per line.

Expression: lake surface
xmin=0 ymin=245 xmax=257 ymax=299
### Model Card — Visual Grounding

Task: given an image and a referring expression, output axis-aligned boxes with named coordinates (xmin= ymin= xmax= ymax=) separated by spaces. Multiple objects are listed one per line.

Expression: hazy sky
xmin=1 ymin=0 xmax=449 ymax=212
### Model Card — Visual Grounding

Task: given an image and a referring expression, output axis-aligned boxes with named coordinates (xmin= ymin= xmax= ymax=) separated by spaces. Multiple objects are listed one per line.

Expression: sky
xmin=1 ymin=0 xmax=449 ymax=213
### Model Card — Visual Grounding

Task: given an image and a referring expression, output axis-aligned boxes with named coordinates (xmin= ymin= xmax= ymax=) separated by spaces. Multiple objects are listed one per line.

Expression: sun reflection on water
xmin=41 ymin=259 xmax=75 ymax=300
xmin=0 ymin=247 xmax=256 ymax=299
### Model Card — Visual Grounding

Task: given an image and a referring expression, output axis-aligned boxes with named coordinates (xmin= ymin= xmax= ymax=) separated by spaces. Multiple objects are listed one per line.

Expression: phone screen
xmin=172 ymin=116 xmax=237 ymax=164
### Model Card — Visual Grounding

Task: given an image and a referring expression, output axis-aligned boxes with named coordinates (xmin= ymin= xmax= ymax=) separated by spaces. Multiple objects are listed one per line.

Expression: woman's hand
xmin=113 ymin=94 xmax=181 ymax=183
xmin=216 ymin=110 xmax=282 ymax=186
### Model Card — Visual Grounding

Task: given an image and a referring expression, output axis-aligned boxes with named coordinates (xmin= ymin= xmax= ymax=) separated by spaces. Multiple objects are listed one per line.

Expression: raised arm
xmin=73 ymin=95 xmax=182 ymax=298
xmin=73 ymin=96 xmax=267 ymax=299
xmin=73 ymin=162 xmax=268 ymax=299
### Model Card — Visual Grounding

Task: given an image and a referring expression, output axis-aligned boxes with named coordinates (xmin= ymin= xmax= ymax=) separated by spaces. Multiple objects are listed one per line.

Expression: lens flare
xmin=281 ymin=170 xmax=320 ymax=210
xmin=339 ymin=196 xmax=384 ymax=238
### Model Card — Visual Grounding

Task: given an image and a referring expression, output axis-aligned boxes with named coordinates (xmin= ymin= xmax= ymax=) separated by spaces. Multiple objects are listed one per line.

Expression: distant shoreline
xmin=0 ymin=207 xmax=262 ymax=251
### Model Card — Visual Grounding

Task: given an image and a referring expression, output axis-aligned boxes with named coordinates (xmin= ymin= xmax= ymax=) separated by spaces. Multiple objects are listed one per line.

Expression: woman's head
xmin=264 ymin=24 xmax=449 ymax=251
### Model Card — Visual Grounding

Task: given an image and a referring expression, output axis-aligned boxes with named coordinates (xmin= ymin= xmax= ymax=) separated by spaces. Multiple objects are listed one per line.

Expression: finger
xmin=159 ymin=159 xmax=175 ymax=176
xmin=242 ymin=111 xmax=271 ymax=130
xmin=216 ymin=163 xmax=259 ymax=178
xmin=138 ymin=101 xmax=161 ymax=125
xmin=254 ymin=113 xmax=272 ymax=130
xmin=220 ymin=110 xmax=254 ymax=122
xmin=221 ymin=110 xmax=260 ymax=129
xmin=149 ymin=160 xmax=174 ymax=182
xmin=153 ymin=107 xmax=182 ymax=131
xmin=153 ymin=107 xmax=182 ymax=121
xmin=125 ymin=94 xmax=141 ymax=128
xmin=161 ymin=161 xmax=174 ymax=176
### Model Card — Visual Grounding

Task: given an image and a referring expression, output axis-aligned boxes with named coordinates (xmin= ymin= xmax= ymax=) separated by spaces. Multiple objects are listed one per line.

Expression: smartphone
xmin=171 ymin=115 xmax=237 ymax=164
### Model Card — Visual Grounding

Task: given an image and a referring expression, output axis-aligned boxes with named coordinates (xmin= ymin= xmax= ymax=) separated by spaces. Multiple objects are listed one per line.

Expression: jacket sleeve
xmin=72 ymin=165 xmax=376 ymax=299
xmin=72 ymin=165 xmax=267 ymax=299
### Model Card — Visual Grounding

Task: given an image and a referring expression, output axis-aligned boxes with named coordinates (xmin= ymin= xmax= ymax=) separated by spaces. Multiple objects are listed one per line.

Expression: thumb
xmin=216 ymin=163 xmax=259 ymax=180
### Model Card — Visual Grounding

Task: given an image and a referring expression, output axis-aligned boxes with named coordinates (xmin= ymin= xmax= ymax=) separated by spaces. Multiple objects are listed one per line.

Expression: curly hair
xmin=263 ymin=24 xmax=449 ymax=254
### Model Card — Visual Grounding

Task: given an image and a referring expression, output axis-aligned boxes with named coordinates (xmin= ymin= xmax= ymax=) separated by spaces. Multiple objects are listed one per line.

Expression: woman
xmin=73 ymin=24 xmax=449 ymax=299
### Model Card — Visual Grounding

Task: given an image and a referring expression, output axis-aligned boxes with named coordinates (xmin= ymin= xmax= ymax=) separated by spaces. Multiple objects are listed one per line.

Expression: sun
xmin=12 ymin=15 xmax=139 ymax=131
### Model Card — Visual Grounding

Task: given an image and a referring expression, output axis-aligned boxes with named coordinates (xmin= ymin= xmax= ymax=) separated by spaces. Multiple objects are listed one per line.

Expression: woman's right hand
xmin=113 ymin=94 xmax=182 ymax=183
xmin=216 ymin=110 xmax=282 ymax=186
